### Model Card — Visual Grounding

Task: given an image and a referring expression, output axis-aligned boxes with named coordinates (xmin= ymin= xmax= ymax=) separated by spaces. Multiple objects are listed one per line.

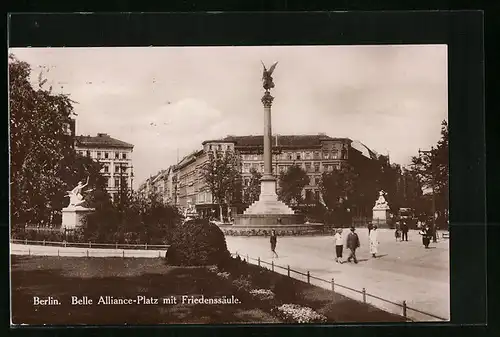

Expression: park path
xmin=10 ymin=243 xmax=165 ymax=258
xmin=226 ymin=229 xmax=450 ymax=322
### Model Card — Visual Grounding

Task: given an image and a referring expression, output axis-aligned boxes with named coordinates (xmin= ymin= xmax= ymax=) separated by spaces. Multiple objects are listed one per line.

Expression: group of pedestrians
xmin=394 ymin=221 xmax=409 ymax=242
xmin=334 ymin=225 xmax=380 ymax=264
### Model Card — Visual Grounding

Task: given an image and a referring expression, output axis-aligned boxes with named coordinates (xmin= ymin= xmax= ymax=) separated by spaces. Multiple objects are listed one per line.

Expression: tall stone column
xmin=259 ymin=91 xmax=278 ymax=201
xmin=262 ymin=91 xmax=274 ymax=180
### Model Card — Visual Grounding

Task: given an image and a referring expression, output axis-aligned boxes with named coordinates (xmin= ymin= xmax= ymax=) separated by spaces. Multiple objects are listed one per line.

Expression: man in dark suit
xmin=346 ymin=227 xmax=360 ymax=264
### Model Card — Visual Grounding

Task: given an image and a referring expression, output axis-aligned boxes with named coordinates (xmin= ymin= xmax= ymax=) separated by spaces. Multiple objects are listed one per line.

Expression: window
xmin=305 ymin=152 xmax=311 ymax=160
xmin=114 ymin=178 xmax=120 ymax=187
xmin=305 ymin=190 xmax=313 ymax=202
xmin=305 ymin=163 xmax=312 ymax=172
xmin=115 ymin=152 xmax=120 ymax=159
xmin=86 ymin=150 xmax=90 ymax=157
xmin=244 ymin=178 xmax=250 ymax=186
xmin=314 ymin=151 xmax=321 ymax=159
xmin=104 ymin=165 xmax=109 ymax=173
xmin=314 ymin=190 xmax=320 ymax=201
xmin=115 ymin=166 xmax=120 ymax=173
xmin=323 ymin=151 xmax=330 ymax=159
xmin=260 ymin=164 xmax=264 ymax=173
xmin=122 ymin=153 xmax=127 ymax=159
xmin=218 ymin=144 xmax=222 ymax=151
xmin=105 ymin=152 xmax=109 ymax=159
xmin=310 ymin=176 xmax=315 ymax=186
xmin=105 ymin=178 xmax=109 ymax=187
xmin=97 ymin=151 xmax=101 ymax=159
xmin=244 ymin=163 xmax=250 ymax=173
xmin=296 ymin=153 xmax=301 ymax=160
xmin=332 ymin=150 xmax=339 ymax=159
xmin=209 ymin=145 xmax=213 ymax=150
xmin=314 ymin=163 xmax=320 ymax=172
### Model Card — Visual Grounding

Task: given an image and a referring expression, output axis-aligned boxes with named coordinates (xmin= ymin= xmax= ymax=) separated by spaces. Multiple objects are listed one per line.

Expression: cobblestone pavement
xmin=226 ymin=229 xmax=450 ymax=321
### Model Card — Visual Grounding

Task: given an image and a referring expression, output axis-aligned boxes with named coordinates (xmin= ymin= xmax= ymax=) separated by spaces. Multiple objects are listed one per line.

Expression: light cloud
xmin=10 ymin=45 xmax=448 ymax=186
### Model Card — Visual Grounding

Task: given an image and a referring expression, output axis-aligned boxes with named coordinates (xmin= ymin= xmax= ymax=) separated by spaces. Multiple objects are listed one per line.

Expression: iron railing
xmin=231 ymin=252 xmax=448 ymax=322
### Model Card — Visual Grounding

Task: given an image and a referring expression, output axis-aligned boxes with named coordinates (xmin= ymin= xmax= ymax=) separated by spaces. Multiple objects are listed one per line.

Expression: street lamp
xmin=418 ymin=146 xmax=437 ymax=243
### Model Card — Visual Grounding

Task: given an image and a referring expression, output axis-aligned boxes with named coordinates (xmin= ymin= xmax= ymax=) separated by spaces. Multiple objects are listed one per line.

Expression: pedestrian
xmin=369 ymin=224 xmax=379 ymax=258
xmin=270 ymin=229 xmax=278 ymax=258
xmin=394 ymin=221 xmax=401 ymax=241
xmin=420 ymin=224 xmax=431 ymax=248
xmin=367 ymin=221 xmax=373 ymax=236
xmin=334 ymin=228 xmax=344 ymax=263
xmin=346 ymin=226 xmax=360 ymax=264
xmin=401 ymin=220 xmax=409 ymax=241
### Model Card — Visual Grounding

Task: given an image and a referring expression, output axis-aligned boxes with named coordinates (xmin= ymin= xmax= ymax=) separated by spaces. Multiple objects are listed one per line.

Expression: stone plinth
xmin=62 ymin=206 xmax=94 ymax=230
xmin=372 ymin=207 xmax=390 ymax=228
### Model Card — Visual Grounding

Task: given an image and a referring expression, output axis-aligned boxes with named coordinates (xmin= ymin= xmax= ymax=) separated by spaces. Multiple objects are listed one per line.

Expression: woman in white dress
xmin=369 ymin=224 xmax=379 ymax=258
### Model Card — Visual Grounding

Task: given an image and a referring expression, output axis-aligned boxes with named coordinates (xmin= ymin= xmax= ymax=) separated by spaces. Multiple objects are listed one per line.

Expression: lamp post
xmin=418 ymin=147 xmax=437 ymax=243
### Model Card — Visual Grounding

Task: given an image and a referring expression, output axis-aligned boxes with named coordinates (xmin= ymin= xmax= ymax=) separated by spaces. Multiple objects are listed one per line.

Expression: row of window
xmin=242 ymin=162 xmax=341 ymax=174
xmin=105 ymin=177 xmax=131 ymax=188
xmin=240 ymin=150 xmax=346 ymax=161
xmin=78 ymin=150 xmax=129 ymax=160
xmin=207 ymin=144 xmax=233 ymax=151
xmin=102 ymin=165 xmax=130 ymax=174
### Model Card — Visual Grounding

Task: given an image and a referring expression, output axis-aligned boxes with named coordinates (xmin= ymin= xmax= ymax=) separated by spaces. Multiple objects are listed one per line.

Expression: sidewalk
xmin=10 ymin=243 xmax=165 ymax=258
xmin=226 ymin=229 xmax=450 ymax=321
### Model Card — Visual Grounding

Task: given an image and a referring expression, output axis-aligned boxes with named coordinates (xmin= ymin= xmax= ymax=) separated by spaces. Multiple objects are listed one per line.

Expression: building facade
xmin=137 ymin=166 xmax=176 ymax=205
xmin=75 ymin=133 xmax=134 ymax=202
xmin=170 ymin=134 xmax=379 ymax=217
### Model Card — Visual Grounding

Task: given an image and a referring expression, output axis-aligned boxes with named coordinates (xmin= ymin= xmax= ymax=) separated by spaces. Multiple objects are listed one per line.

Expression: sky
xmin=10 ymin=45 xmax=448 ymax=188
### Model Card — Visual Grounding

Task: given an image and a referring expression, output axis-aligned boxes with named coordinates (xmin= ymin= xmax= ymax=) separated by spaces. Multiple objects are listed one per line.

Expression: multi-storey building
xmin=75 ymin=133 xmax=134 ymax=202
xmin=171 ymin=134 xmax=381 ymax=217
xmin=137 ymin=166 xmax=176 ymax=204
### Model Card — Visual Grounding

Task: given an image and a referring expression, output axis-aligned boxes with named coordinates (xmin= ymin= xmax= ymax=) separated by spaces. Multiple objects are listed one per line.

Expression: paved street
xmin=226 ymin=229 xmax=450 ymax=321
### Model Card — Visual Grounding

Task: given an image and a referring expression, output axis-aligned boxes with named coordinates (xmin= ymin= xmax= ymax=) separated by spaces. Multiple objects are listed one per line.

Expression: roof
xmin=204 ymin=134 xmax=351 ymax=149
xmin=350 ymin=140 xmax=380 ymax=160
xmin=75 ymin=133 xmax=134 ymax=149
xmin=175 ymin=149 xmax=204 ymax=171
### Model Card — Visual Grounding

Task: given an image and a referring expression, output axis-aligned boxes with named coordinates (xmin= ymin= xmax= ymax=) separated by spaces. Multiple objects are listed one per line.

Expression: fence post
xmin=331 ymin=278 xmax=335 ymax=292
xmin=122 ymin=250 xmax=125 ymax=258
xmin=58 ymin=249 xmax=60 ymax=257
xmin=272 ymin=260 xmax=274 ymax=272
xmin=258 ymin=257 xmax=261 ymax=267
xmin=115 ymin=242 xmax=118 ymax=249
xmin=287 ymin=265 xmax=290 ymax=277
xmin=307 ymin=271 xmax=310 ymax=284
xmin=25 ymin=238 xmax=27 ymax=245
xmin=362 ymin=288 xmax=366 ymax=303
xmin=402 ymin=300 xmax=407 ymax=318
xmin=145 ymin=243 xmax=148 ymax=250
xmin=86 ymin=250 xmax=89 ymax=258
xmin=64 ymin=241 xmax=67 ymax=248
xmin=89 ymin=241 xmax=91 ymax=248
xmin=28 ymin=248 xmax=30 ymax=256
xmin=159 ymin=251 xmax=161 ymax=258
xmin=43 ymin=240 xmax=46 ymax=246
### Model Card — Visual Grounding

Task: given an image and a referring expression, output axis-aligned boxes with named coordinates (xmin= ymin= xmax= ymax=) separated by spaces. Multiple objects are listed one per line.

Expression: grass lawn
xmin=11 ymin=256 xmax=405 ymax=325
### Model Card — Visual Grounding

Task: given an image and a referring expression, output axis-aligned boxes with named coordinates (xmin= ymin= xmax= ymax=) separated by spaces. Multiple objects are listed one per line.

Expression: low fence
xmin=10 ymin=239 xmax=170 ymax=251
xmin=231 ymin=252 xmax=447 ymax=322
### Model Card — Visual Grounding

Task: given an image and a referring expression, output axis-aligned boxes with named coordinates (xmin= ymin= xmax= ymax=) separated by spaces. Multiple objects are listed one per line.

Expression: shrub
xmin=272 ymin=304 xmax=327 ymax=323
xmin=166 ymin=218 xmax=230 ymax=266
xmin=231 ymin=274 xmax=252 ymax=293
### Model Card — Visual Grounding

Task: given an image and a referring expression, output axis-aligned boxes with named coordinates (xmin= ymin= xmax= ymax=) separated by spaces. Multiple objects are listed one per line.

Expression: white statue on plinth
xmin=65 ymin=176 xmax=93 ymax=208
xmin=373 ymin=190 xmax=389 ymax=209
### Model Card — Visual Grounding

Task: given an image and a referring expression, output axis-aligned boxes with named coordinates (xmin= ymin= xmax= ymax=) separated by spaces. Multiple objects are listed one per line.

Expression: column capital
xmin=261 ymin=91 xmax=274 ymax=107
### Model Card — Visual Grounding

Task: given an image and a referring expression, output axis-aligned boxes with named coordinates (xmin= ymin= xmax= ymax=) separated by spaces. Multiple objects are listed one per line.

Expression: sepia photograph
xmin=9 ymin=44 xmax=449 ymax=325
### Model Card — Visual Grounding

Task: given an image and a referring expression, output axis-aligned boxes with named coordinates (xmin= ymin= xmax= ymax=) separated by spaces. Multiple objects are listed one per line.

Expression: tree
xmin=278 ymin=164 xmax=309 ymax=205
xmin=201 ymin=150 xmax=240 ymax=222
xmin=243 ymin=168 xmax=262 ymax=205
xmin=410 ymin=120 xmax=449 ymax=224
xmin=9 ymin=55 xmax=108 ymax=230
xmin=319 ymin=164 xmax=358 ymax=225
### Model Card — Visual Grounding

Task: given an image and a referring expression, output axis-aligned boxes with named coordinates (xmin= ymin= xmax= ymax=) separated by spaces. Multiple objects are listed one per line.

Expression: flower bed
xmin=250 ymin=289 xmax=275 ymax=301
xmin=273 ymin=304 xmax=327 ymax=324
